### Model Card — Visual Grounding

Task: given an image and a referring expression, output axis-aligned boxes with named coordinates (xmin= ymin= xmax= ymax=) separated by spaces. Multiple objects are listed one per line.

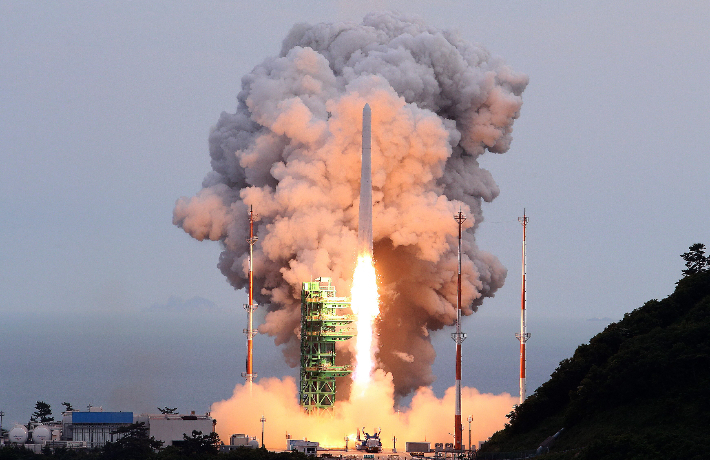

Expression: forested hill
xmin=480 ymin=268 xmax=710 ymax=460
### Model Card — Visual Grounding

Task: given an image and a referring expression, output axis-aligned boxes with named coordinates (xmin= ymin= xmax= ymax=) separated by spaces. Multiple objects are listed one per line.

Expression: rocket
xmin=358 ymin=103 xmax=373 ymax=257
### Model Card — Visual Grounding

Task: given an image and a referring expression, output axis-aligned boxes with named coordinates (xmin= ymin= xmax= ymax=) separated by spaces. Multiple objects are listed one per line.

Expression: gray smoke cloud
xmin=174 ymin=12 xmax=527 ymax=398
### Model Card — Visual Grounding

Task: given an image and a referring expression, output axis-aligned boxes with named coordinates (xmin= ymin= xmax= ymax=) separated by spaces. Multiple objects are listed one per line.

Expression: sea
xmin=0 ymin=310 xmax=612 ymax=428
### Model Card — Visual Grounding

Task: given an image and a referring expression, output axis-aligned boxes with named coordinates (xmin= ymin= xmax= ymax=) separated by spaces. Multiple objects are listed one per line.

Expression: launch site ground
xmin=300 ymin=451 xmax=451 ymax=460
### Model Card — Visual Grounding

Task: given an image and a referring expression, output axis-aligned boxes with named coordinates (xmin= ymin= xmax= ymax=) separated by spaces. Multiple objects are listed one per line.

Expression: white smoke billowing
xmin=174 ymin=12 xmax=527 ymax=394
xmin=212 ymin=372 xmax=516 ymax=449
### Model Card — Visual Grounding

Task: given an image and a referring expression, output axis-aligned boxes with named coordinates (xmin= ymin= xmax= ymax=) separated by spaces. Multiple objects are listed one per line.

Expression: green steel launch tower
xmin=299 ymin=277 xmax=354 ymax=414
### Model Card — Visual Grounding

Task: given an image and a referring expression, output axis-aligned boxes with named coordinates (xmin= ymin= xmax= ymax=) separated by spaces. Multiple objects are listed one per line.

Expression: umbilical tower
xmin=299 ymin=277 xmax=354 ymax=414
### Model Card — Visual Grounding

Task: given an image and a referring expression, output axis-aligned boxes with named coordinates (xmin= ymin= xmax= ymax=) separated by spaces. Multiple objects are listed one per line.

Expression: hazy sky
xmin=1 ymin=1 xmax=708 ymax=427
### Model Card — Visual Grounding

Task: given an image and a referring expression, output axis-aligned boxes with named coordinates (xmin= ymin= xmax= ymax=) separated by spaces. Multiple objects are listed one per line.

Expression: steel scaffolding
xmin=299 ymin=277 xmax=354 ymax=414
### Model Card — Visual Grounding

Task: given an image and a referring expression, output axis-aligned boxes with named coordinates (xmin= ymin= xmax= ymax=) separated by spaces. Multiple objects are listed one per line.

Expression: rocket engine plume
xmin=351 ymin=252 xmax=378 ymax=389
xmin=173 ymin=12 xmax=527 ymax=397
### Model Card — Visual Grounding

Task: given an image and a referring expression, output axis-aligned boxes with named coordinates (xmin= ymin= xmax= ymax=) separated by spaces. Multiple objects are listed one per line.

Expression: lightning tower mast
xmin=515 ymin=210 xmax=530 ymax=405
xmin=452 ymin=210 xmax=467 ymax=450
xmin=242 ymin=206 xmax=258 ymax=393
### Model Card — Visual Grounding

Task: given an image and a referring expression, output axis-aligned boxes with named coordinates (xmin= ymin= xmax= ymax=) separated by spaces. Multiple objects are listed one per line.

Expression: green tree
xmin=681 ymin=243 xmax=709 ymax=276
xmin=103 ymin=422 xmax=163 ymax=460
xmin=30 ymin=401 xmax=53 ymax=423
xmin=61 ymin=402 xmax=75 ymax=412
xmin=157 ymin=430 xmax=221 ymax=460
xmin=178 ymin=430 xmax=220 ymax=456
xmin=0 ymin=445 xmax=41 ymax=459
xmin=157 ymin=407 xmax=178 ymax=414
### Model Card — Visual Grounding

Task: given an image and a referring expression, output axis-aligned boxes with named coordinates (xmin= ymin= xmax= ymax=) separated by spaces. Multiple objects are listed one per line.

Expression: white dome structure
xmin=9 ymin=425 xmax=28 ymax=444
xmin=32 ymin=425 xmax=52 ymax=443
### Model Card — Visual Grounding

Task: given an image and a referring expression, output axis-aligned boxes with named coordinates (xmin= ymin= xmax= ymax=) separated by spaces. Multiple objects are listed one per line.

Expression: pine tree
xmin=681 ymin=243 xmax=710 ymax=275
xmin=30 ymin=401 xmax=53 ymax=423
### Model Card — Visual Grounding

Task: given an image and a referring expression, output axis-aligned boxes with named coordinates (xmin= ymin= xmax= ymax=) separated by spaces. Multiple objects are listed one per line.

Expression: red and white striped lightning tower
xmin=242 ymin=206 xmax=258 ymax=394
xmin=515 ymin=209 xmax=531 ymax=405
xmin=452 ymin=210 xmax=467 ymax=450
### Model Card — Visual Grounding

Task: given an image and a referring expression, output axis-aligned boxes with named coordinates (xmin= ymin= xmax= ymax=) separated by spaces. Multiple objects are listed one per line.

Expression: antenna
xmin=452 ymin=209 xmax=467 ymax=451
xmin=242 ymin=206 xmax=258 ymax=394
xmin=515 ymin=209 xmax=531 ymax=405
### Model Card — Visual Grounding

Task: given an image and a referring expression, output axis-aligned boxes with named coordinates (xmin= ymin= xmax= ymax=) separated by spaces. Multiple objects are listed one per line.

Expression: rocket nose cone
xmin=363 ymin=103 xmax=371 ymax=113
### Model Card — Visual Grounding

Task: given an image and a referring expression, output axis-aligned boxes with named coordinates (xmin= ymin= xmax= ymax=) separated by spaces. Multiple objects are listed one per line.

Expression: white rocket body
xmin=358 ymin=104 xmax=373 ymax=257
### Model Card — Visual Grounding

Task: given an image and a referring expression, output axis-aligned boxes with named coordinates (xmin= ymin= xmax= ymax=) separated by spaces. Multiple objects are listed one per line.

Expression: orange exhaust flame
xmin=350 ymin=252 xmax=379 ymax=390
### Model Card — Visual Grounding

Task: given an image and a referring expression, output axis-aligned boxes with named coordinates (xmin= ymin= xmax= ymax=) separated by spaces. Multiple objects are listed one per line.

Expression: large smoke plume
xmin=174 ymin=12 xmax=527 ymax=398
xmin=211 ymin=371 xmax=516 ymax=449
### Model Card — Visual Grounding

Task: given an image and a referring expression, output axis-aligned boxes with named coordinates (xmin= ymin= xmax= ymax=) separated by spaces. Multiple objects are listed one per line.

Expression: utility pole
xmin=242 ymin=206 xmax=258 ymax=394
xmin=515 ymin=210 xmax=531 ymax=405
xmin=452 ymin=210 xmax=467 ymax=451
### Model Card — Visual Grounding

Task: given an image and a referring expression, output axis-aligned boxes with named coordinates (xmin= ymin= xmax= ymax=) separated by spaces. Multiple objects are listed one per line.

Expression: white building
xmin=136 ymin=412 xmax=214 ymax=447
xmin=220 ymin=433 xmax=260 ymax=452
xmin=287 ymin=439 xmax=319 ymax=456
xmin=12 ymin=409 xmax=216 ymax=452
xmin=62 ymin=411 xmax=134 ymax=449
